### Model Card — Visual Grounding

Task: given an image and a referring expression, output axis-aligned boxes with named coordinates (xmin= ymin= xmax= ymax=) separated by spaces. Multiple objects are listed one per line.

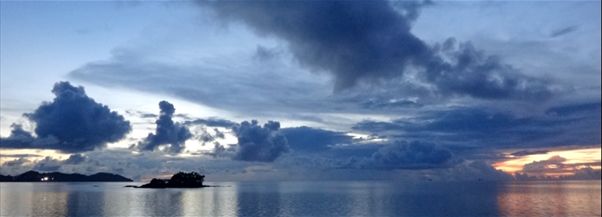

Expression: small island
xmin=0 ymin=170 xmax=132 ymax=182
xmin=135 ymin=172 xmax=206 ymax=188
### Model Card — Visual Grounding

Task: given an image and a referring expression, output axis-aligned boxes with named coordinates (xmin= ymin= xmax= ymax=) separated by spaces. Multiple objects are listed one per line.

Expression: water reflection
xmin=1 ymin=181 xmax=600 ymax=217
xmin=497 ymin=181 xmax=602 ymax=217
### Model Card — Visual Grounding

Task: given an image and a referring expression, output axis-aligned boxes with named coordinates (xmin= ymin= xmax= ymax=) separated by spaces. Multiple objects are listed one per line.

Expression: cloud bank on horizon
xmin=0 ymin=0 xmax=600 ymax=181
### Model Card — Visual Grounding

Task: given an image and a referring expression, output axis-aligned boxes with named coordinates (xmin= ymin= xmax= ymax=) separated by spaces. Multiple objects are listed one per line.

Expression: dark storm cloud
xmin=138 ymin=101 xmax=192 ymax=153
xmin=0 ymin=82 xmax=132 ymax=153
xmin=364 ymin=141 xmax=456 ymax=170
xmin=280 ymin=127 xmax=353 ymax=152
xmin=202 ymin=0 xmax=428 ymax=91
xmin=0 ymin=124 xmax=36 ymax=147
xmin=353 ymin=102 xmax=601 ymax=148
xmin=232 ymin=120 xmax=289 ymax=162
xmin=423 ymin=39 xmax=552 ymax=100
xmin=549 ymin=25 xmax=578 ymax=38
xmin=29 ymin=82 xmax=132 ymax=152
xmin=203 ymin=0 xmax=553 ymax=100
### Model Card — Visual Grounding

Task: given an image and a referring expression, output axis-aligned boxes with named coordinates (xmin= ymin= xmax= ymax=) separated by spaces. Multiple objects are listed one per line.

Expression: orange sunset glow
xmin=493 ymin=146 xmax=602 ymax=177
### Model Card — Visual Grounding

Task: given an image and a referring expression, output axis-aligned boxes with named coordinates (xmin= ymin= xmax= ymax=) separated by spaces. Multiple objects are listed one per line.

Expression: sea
xmin=1 ymin=180 xmax=600 ymax=217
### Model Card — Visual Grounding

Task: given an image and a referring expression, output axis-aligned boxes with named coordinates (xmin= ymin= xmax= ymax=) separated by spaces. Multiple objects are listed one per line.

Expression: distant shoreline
xmin=0 ymin=170 xmax=133 ymax=182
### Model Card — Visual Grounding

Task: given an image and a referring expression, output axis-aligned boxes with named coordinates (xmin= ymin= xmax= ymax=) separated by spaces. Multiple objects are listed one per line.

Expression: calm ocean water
xmin=1 ymin=181 xmax=600 ymax=217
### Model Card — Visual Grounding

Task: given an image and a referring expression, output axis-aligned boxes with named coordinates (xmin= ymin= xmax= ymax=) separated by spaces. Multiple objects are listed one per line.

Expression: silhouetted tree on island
xmin=170 ymin=172 xmax=205 ymax=187
xmin=138 ymin=172 xmax=205 ymax=188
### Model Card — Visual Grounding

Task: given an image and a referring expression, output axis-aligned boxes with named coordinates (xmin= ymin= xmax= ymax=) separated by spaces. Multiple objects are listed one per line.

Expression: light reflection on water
xmin=1 ymin=181 xmax=600 ymax=217
xmin=496 ymin=181 xmax=602 ymax=217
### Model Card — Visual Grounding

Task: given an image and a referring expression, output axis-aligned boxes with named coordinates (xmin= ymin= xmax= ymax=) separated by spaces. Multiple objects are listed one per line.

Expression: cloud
xmin=1 ymin=157 xmax=30 ymax=167
xmin=0 ymin=158 xmax=33 ymax=175
xmin=0 ymin=153 xmax=41 ymax=158
xmin=54 ymin=149 xmax=255 ymax=181
xmin=202 ymin=0 xmax=428 ymax=91
xmin=444 ymin=161 xmax=513 ymax=181
xmin=137 ymin=101 xmax=192 ymax=153
xmin=69 ymin=50 xmax=336 ymax=118
xmin=522 ymin=155 xmax=567 ymax=172
xmin=569 ymin=167 xmax=602 ymax=180
xmin=184 ymin=117 xmax=238 ymax=128
xmin=126 ymin=110 xmax=158 ymax=119
xmin=325 ymin=141 xmax=458 ymax=171
xmin=209 ymin=142 xmax=228 ymax=158
xmin=64 ymin=154 xmax=87 ymax=165
xmin=353 ymin=102 xmax=601 ymax=149
xmin=362 ymin=141 xmax=456 ymax=170
xmin=198 ymin=129 xmax=215 ymax=143
xmin=545 ymin=101 xmax=601 ymax=116
xmin=0 ymin=82 xmax=132 ymax=153
xmin=67 ymin=2 xmax=575 ymax=126
xmin=0 ymin=124 xmax=36 ymax=146
xmin=511 ymin=150 xmax=549 ymax=157
xmin=232 ymin=120 xmax=289 ymax=162
xmin=521 ymin=155 xmax=600 ymax=176
xmin=359 ymin=97 xmax=421 ymax=110
xmin=549 ymin=25 xmax=578 ymax=38
xmin=254 ymin=45 xmax=281 ymax=61
xmin=32 ymin=157 xmax=63 ymax=172
xmin=1 ymin=154 xmax=87 ymax=175
xmin=423 ymin=39 xmax=553 ymax=100
xmin=516 ymin=155 xmax=601 ymax=179
xmin=202 ymin=0 xmax=553 ymax=100
xmin=280 ymin=127 xmax=353 ymax=153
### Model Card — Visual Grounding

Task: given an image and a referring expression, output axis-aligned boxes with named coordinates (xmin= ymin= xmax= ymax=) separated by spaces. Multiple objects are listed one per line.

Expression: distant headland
xmin=131 ymin=172 xmax=206 ymax=188
xmin=0 ymin=170 xmax=132 ymax=182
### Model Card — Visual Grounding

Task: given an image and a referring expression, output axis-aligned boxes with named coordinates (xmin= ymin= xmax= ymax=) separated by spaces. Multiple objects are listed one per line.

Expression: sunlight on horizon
xmin=493 ymin=146 xmax=602 ymax=177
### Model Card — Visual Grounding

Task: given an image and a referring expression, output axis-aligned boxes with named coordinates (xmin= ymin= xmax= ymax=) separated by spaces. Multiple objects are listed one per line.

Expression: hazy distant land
xmin=0 ymin=170 xmax=132 ymax=182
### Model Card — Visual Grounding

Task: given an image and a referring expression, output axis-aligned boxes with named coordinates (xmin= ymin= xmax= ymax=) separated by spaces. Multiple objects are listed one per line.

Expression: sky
xmin=0 ymin=0 xmax=600 ymax=181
